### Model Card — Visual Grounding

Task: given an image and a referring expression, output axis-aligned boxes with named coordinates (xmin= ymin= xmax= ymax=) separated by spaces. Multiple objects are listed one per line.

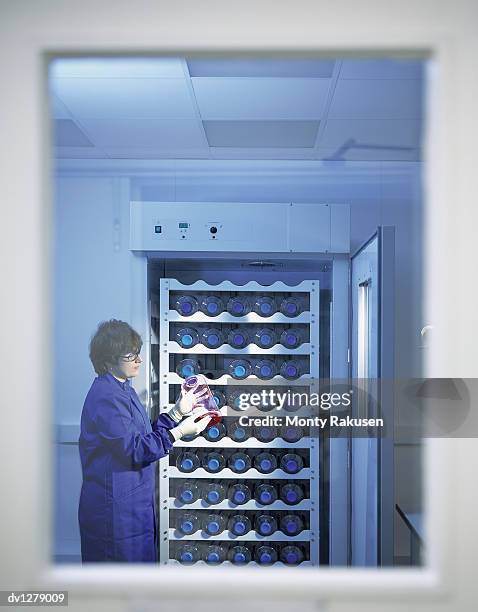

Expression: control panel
xmin=130 ymin=201 xmax=350 ymax=253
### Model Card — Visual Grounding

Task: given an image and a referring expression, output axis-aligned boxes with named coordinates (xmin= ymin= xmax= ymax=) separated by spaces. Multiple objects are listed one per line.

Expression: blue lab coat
xmin=78 ymin=372 xmax=176 ymax=563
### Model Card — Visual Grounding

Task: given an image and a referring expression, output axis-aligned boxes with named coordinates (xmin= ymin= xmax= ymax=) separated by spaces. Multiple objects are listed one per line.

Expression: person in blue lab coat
xmin=78 ymin=319 xmax=211 ymax=563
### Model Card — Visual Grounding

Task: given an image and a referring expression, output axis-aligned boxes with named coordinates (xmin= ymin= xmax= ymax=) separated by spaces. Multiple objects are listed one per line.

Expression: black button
xmin=210 ymin=226 xmax=218 ymax=234
xmin=154 ymin=225 xmax=162 ymax=233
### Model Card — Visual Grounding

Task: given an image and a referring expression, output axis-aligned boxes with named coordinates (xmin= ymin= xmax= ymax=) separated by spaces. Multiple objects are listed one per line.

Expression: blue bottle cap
xmin=210 ymin=334 xmax=219 ymax=346
xmin=260 ymin=333 xmax=272 ymax=345
xmin=208 ymin=521 xmax=220 ymax=534
xmin=207 ymin=490 xmax=220 ymax=503
xmin=260 ymin=522 xmax=272 ymax=535
xmin=285 ymin=551 xmax=299 ymax=564
xmin=233 ymin=334 xmax=244 ymax=346
xmin=213 ymin=395 xmax=220 ymax=407
xmin=207 ymin=302 xmax=218 ymax=313
xmin=233 ymin=427 xmax=246 ymax=440
xmin=207 ymin=552 xmax=220 ymax=562
xmin=233 ymin=365 xmax=246 ymax=378
xmin=208 ymin=458 xmax=220 ymax=471
xmin=285 ymin=490 xmax=298 ymax=503
xmin=233 ymin=397 xmax=242 ymax=409
xmin=234 ymin=552 xmax=246 ymax=563
xmin=286 ymin=302 xmax=297 ymax=314
xmin=181 ymin=458 xmax=194 ymax=471
xmin=260 ymin=458 xmax=272 ymax=471
xmin=234 ymin=521 xmax=246 ymax=534
xmin=286 ymin=520 xmax=297 ymax=533
xmin=232 ymin=302 xmax=243 ymax=314
xmin=181 ymin=520 xmax=194 ymax=534
xmin=181 ymin=302 xmax=192 ymax=314
xmin=234 ymin=458 xmax=246 ymax=471
xmin=286 ymin=427 xmax=299 ymax=438
xmin=261 ymin=303 xmax=272 ymax=314
xmin=260 ymin=365 xmax=272 ymax=377
xmin=234 ymin=490 xmax=246 ymax=503
xmin=181 ymin=551 xmax=194 ymax=562
xmin=181 ymin=489 xmax=193 ymax=502
xmin=260 ymin=552 xmax=272 ymax=563
xmin=182 ymin=365 xmax=195 ymax=377
xmin=208 ymin=426 xmax=220 ymax=439
xmin=260 ymin=490 xmax=272 ymax=503
xmin=181 ymin=334 xmax=193 ymax=346
xmin=285 ymin=459 xmax=299 ymax=473
xmin=286 ymin=334 xmax=297 ymax=346
xmin=286 ymin=365 xmax=298 ymax=377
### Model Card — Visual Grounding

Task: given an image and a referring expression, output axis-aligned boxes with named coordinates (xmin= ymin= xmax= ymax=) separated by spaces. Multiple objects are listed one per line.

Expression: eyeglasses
xmin=119 ymin=352 xmax=142 ymax=362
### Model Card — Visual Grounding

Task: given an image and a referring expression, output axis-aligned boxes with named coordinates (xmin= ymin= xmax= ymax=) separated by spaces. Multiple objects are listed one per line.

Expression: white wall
xmin=53 ymin=174 xmax=149 ymax=559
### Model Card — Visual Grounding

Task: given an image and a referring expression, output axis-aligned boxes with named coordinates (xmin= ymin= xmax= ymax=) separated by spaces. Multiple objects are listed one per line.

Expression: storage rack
xmin=158 ymin=279 xmax=320 ymax=566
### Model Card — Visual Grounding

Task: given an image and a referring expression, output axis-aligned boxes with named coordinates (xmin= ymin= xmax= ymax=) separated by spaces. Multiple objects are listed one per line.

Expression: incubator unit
xmin=130 ymin=199 xmax=393 ymax=567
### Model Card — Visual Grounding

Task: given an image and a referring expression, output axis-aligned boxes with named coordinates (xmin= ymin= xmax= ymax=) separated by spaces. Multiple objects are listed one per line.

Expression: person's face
xmin=109 ymin=349 xmax=142 ymax=380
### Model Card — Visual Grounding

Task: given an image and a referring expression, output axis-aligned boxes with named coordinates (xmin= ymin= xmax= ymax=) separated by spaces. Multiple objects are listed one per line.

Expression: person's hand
xmin=168 ymin=386 xmax=210 ymax=423
xmin=169 ymin=407 xmax=213 ymax=441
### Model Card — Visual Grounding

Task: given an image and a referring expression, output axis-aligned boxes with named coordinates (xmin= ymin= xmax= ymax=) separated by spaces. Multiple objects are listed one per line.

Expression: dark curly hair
xmin=89 ymin=319 xmax=143 ymax=375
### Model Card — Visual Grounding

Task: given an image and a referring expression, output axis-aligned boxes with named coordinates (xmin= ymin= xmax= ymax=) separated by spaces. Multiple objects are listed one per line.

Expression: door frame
xmin=349 ymin=227 xmax=395 ymax=566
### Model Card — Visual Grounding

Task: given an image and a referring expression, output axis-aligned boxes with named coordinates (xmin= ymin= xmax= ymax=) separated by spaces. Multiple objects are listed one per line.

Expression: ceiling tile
xmin=78 ymin=117 xmax=207 ymax=148
xmin=192 ymin=77 xmax=330 ymax=120
xmin=50 ymin=57 xmax=185 ymax=78
xmin=204 ymin=120 xmax=320 ymax=148
xmin=48 ymin=57 xmax=424 ymax=162
xmin=329 ymin=79 xmax=422 ymax=119
xmin=52 ymin=77 xmax=196 ymax=118
xmin=53 ymin=119 xmax=94 ymax=147
xmin=319 ymin=119 xmax=422 ymax=159
xmin=340 ymin=59 xmax=424 ymax=79
xmin=187 ymin=58 xmax=335 ymax=78
xmin=50 ymin=94 xmax=71 ymax=119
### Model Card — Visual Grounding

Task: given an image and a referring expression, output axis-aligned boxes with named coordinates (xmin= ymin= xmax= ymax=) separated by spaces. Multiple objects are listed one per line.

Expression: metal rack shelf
xmin=173 ymin=438 xmax=313 ymax=449
xmin=168 ymin=559 xmax=313 ymax=567
xmin=168 ymin=497 xmax=312 ymax=511
xmin=167 ymin=341 xmax=312 ymax=355
xmin=160 ymin=403 xmax=318 ymax=418
xmin=168 ymin=467 xmax=312 ymax=480
xmin=167 ymin=373 xmax=316 ymax=386
xmin=158 ymin=277 xmax=320 ymax=566
xmin=169 ymin=529 xmax=312 ymax=542
xmin=167 ymin=311 xmax=312 ymax=324
xmin=167 ymin=279 xmax=315 ymax=293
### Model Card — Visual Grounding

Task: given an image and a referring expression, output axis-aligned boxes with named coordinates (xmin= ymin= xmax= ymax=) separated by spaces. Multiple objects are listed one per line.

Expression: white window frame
xmin=1 ymin=2 xmax=464 ymax=607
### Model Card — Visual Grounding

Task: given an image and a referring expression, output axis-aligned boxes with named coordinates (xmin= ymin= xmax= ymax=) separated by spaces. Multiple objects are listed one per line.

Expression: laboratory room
xmin=51 ymin=55 xmax=424 ymax=568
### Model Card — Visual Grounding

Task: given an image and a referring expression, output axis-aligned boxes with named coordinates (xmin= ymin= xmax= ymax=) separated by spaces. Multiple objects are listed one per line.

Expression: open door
xmin=350 ymin=227 xmax=395 ymax=566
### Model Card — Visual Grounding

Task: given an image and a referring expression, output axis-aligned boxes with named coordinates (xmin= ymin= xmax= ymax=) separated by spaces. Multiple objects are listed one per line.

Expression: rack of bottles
xmin=158 ymin=279 xmax=320 ymax=566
